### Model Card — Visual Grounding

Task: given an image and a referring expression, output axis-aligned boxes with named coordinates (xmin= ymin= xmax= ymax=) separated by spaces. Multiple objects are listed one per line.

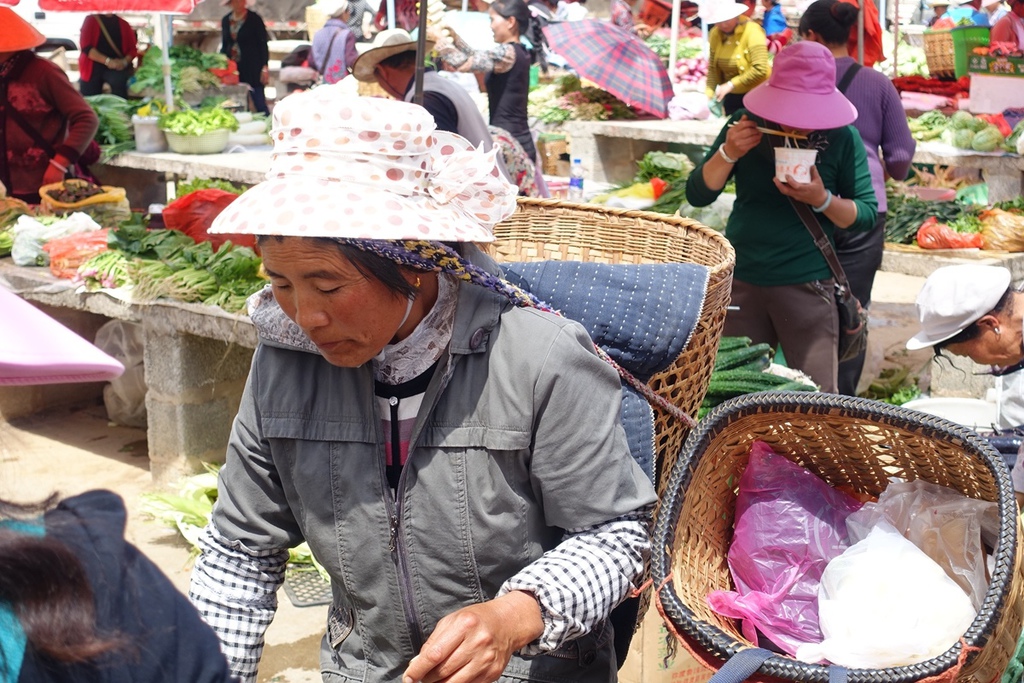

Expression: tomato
xmin=650 ymin=177 xmax=668 ymax=199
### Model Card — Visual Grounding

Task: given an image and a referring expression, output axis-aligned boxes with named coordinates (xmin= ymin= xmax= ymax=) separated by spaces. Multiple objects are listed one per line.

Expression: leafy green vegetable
xmin=635 ymin=151 xmax=695 ymax=185
xmin=0 ymin=228 xmax=12 ymax=257
xmin=175 ymin=178 xmax=247 ymax=196
xmin=159 ymin=106 xmax=239 ymax=136
xmin=130 ymin=45 xmax=228 ymax=97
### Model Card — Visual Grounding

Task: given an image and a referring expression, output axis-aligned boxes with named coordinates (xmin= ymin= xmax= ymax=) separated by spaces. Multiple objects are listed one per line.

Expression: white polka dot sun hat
xmin=209 ymin=85 xmax=518 ymax=243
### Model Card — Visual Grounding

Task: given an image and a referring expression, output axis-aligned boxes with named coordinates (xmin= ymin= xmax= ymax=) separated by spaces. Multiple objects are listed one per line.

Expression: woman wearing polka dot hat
xmin=189 ymin=84 xmax=657 ymax=683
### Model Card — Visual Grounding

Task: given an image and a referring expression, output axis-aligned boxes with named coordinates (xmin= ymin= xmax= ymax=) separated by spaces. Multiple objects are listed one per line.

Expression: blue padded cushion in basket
xmin=502 ymin=261 xmax=710 ymax=483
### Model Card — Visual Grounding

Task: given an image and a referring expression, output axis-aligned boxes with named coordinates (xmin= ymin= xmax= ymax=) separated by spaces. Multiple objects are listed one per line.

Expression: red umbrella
xmin=38 ymin=0 xmax=195 ymax=10
xmin=38 ymin=0 xmax=199 ymax=109
xmin=542 ymin=19 xmax=673 ymax=119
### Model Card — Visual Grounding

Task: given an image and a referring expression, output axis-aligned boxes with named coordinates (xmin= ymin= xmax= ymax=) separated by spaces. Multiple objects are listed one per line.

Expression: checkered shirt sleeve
xmin=189 ymin=522 xmax=290 ymax=683
xmin=497 ymin=504 xmax=653 ymax=655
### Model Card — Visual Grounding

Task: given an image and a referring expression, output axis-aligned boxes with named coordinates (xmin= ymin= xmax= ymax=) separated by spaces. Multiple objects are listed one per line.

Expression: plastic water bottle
xmin=568 ymin=158 xmax=585 ymax=202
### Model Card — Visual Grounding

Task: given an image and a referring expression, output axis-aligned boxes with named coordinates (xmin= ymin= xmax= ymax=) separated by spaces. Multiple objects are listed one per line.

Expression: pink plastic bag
xmin=708 ymin=441 xmax=864 ymax=658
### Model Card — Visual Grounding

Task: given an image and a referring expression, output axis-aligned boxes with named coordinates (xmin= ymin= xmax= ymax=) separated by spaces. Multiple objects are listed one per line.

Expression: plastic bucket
xmin=132 ymin=115 xmax=167 ymax=153
xmin=774 ymin=147 xmax=816 ymax=183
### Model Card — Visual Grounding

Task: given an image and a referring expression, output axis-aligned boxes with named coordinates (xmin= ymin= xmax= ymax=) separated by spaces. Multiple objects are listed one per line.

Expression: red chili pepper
xmin=650 ymin=177 xmax=668 ymax=199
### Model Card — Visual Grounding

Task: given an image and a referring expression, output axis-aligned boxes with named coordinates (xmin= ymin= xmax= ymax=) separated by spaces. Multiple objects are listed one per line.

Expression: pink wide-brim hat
xmin=742 ymin=41 xmax=857 ymax=131
xmin=0 ymin=287 xmax=124 ymax=386
xmin=209 ymin=86 xmax=517 ymax=243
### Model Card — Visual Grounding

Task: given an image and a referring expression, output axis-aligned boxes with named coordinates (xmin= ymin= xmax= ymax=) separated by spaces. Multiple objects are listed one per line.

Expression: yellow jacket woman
xmin=703 ymin=2 xmax=771 ymax=115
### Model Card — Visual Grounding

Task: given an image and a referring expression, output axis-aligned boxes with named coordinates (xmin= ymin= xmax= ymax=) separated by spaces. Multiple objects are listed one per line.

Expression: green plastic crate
xmin=953 ymin=25 xmax=990 ymax=79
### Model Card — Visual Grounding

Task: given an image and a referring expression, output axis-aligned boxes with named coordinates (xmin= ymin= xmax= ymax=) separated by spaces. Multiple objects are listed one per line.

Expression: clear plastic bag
xmin=796 ymin=521 xmax=977 ymax=668
xmin=845 ymin=478 xmax=998 ymax=611
xmin=707 ymin=441 xmax=864 ymax=657
xmin=94 ymin=320 xmax=147 ymax=428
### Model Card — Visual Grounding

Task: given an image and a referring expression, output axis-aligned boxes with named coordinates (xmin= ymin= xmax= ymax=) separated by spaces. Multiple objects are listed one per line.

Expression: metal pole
xmin=162 ymin=15 xmax=176 ymax=111
xmin=894 ymin=0 xmax=899 ymax=77
xmin=858 ymin=0 xmax=865 ymax=64
xmin=413 ymin=0 xmax=429 ymax=105
xmin=669 ymin=0 xmax=681 ymax=84
xmin=387 ymin=0 xmax=396 ymax=29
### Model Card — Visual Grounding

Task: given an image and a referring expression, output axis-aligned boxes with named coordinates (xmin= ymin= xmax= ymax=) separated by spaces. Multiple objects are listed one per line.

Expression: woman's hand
xmin=260 ymin=66 xmax=270 ymax=85
xmin=42 ymin=160 xmax=67 ymax=187
xmin=773 ymin=165 xmax=828 ymax=207
xmin=402 ymin=591 xmax=543 ymax=683
xmin=723 ymin=115 xmax=762 ymax=161
xmin=714 ymin=81 xmax=734 ymax=102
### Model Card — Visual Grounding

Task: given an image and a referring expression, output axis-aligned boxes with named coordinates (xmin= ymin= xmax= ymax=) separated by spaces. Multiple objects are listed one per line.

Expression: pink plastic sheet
xmin=0 ymin=287 xmax=124 ymax=385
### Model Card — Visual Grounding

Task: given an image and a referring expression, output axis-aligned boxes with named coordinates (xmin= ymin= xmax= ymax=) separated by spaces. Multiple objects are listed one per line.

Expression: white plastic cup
xmin=774 ymin=147 xmax=817 ymax=184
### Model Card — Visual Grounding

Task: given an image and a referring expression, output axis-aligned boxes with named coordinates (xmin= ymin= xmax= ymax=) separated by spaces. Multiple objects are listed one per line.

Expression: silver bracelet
xmin=718 ymin=145 xmax=738 ymax=164
xmin=812 ymin=190 xmax=833 ymax=213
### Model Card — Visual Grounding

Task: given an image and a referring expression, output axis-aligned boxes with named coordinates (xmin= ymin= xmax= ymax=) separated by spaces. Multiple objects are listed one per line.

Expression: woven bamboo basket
xmin=653 ymin=392 xmax=1024 ymax=683
xmin=924 ymin=30 xmax=956 ymax=79
xmin=490 ymin=198 xmax=735 ymax=496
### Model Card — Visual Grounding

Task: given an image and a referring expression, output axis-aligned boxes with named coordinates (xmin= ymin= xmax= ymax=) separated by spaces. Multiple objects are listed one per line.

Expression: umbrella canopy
xmin=542 ymin=19 xmax=673 ymax=119
xmin=39 ymin=0 xmax=195 ymax=10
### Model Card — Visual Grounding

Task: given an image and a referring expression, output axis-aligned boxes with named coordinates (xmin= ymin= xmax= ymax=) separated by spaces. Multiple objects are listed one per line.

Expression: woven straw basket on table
xmin=490 ymin=197 xmax=735 ymax=496
xmin=653 ymin=392 xmax=1024 ymax=683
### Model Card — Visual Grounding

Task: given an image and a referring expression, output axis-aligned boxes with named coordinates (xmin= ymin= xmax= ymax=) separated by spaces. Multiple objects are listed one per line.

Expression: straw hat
xmin=698 ymin=0 xmax=748 ymax=24
xmin=351 ymin=29 xmax=435 ymax=82
xmin=0 ymin=8 xmax=46 ymax=52
xmin=209 ymin=85 xmax=517 ymax=243
xmin=742 ymin=41 xmax=857 ymax=130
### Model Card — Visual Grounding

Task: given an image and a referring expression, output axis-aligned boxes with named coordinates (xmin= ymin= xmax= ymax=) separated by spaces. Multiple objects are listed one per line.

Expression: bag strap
xmin=97 ymin=16 xmax=125 ymax=60
xmin=708 ymin=648 xmax=774 ymax=683
xmin=7 ymin=105 xmax=57 ymax=159
xmin=836 ymin=62 xmax=861 ymax=94
xmin=788 ymin=196 xmax=854 ymax=292
xmin=312 ymin=29 xmax=341 ymax=73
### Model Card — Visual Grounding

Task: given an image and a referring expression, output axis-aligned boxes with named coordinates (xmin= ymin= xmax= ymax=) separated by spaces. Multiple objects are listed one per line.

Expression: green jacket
xmin=686 ymin=109 xmax=878 ymax=286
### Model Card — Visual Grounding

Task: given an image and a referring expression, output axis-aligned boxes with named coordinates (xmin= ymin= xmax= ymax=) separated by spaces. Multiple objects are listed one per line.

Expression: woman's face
xmin=717 ymin=16 xmax=740 ymax=33
xmin=260 ymin=237 xmax=415 ymax=368
xmin=944 ymin=316 xmax=1022 ymax=367
xmin=490 ymin=8 xmax=517 ymax=42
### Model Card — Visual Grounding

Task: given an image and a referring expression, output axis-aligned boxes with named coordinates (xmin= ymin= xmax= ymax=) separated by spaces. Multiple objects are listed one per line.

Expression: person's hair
xmin=379 ymin=48 xmax=417 ymax=71
xmin=257 ymin=236 xmax=465 ymax=298
xmin=798 ymin=0 xmax=859 ymax=45
xmin=933 ymin=286 xmax=1014 ymax=358
xmin=491 ymin=0 xmax=531 ymax=37
xmin=0 ymin=495 xmax=125 ymax=663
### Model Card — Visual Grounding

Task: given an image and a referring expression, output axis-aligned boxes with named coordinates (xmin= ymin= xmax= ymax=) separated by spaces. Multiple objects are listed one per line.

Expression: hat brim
xmin=701 ymin=4 xmax=747 ymax=23
xmin=352 ymin=40 xmax=436 ymax=82
xmin=743 ymin=83 xmax=857 ymax=130
xmin=1 ymin=11 xmax=46 ymax=52
xmin=906 ymin=329 xmax=960 ymax=351
xmin=210 ymin=175 xmax=498 ymax=243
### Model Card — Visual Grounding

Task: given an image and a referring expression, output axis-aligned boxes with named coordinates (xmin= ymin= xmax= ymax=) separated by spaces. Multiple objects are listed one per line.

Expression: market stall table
xmin=563 ymin=118 xmax=1024 ymax=203
xmin=0 ymin=259 xmax=257 ymax=486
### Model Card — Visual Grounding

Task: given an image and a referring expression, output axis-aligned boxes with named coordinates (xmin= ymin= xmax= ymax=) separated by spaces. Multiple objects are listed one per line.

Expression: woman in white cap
xmin=703 ymin=0 xmax=771 ymax=116
xmin=187 ymin=86 xmax=656 ymax=683
xmin=685 ymin=40 xmax=876 ymax=393
xmin=907 ymin=265 xmax=1024 ymax=423
xmin=310 ymin=0 xmax=359 ymax=83
xmin=907 ymin=264 xmax=1024 ymax=504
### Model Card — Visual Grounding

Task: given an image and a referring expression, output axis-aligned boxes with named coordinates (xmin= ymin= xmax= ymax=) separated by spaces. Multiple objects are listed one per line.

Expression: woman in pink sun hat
xmin=685 ymin=40 xmax=877 ymax=393
xmin=188 ymin=85 xmax=657 ymax=683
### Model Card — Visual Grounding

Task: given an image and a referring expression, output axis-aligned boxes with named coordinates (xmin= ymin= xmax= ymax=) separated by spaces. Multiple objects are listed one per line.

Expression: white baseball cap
xmin=906 ymin=265 xmax=1013 ymax=350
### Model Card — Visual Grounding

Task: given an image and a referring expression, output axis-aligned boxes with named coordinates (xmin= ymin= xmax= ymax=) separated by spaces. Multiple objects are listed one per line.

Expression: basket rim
xmin=652 ymin=391 xmax=1019 ymax=683
xmin=506 ymin=198 xmax=735 ymax=266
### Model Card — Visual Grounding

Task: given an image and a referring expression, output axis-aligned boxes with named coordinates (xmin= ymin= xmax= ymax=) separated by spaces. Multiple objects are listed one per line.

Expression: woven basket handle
xmin=708 ymin=648 xmax=849 ymax=683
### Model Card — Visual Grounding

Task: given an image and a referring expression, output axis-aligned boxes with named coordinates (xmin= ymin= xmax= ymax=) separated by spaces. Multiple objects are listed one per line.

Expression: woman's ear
xmin=975 ymin=314 xmax=1002 ymax=333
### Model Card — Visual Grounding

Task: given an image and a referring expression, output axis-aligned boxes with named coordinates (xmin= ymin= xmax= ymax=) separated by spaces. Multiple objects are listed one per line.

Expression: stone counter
xmin=1 ymin=260 xmax=257 ymax=486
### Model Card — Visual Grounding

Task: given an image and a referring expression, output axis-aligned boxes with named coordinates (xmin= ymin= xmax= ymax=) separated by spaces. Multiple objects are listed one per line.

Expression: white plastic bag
xmin=796 ymin=521 xmax=977 ymax=669
xmin=667 ymin=92 xmax=711 ymax=121
xmin=11 ymin=213 xmax=101 ymax=267
xmin=94 ymin=320 xmax=147 ymax=428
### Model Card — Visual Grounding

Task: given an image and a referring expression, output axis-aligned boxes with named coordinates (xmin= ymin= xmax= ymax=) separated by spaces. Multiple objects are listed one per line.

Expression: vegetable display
xmin=130 ymin=45 xmax=227 ymax=97
xmin=158 ymin=106 xmax=239 ymax=136
xmin=84 ymin=94 xmax=136 ymax=160
xmin=529 ymin=75 xmax=637 ymax=123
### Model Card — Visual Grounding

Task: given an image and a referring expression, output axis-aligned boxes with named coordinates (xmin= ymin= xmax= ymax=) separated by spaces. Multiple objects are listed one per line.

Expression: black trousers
xmin=834 ymin=212 xmax=886 ymax=396
xmin=80 ymin=64 xmax=132 ymax=98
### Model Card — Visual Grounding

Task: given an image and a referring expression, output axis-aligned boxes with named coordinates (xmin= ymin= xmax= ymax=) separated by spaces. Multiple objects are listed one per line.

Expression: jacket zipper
xmin=383 ymin=394 xmax=425 ymax=652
